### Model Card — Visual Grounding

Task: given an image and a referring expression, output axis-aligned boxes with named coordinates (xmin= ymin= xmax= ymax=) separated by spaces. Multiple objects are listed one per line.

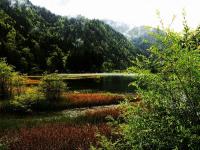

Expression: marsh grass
xmin=84 ymin=107 xmax=121 ymax=122
xmin=2 ymin=123 xmax=113 ymax=150
xmin=64 ymin=93 xmax=125 ymax=108
xmin=0 ymin=72 xmax=134 ymax=150
xmin=0 ymin=91 xmax=126 ymax=150
xmin=0 ymin=107 xmax=122 ymax=150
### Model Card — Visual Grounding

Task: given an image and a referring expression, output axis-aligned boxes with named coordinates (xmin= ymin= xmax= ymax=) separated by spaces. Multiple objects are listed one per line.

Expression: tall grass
xmin=85 ymin=107 xmax=121 ymax=122
xmin=65 ymin=93 xmax=125 ymax=108
xmin=2 ymin=123 xmax=114 ymax=150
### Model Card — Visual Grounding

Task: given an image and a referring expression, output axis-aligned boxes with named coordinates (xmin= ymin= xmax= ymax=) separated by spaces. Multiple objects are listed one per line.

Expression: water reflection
xmin=65 ymin=76 xmax=136 ymax=93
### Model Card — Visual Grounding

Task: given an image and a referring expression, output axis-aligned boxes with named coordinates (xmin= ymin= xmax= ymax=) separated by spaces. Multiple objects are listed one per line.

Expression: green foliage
xmin=90 ymin=134 xmax=117 ymax=150
xmin=0 ymin=58 xmax=26 ymax=99
xmin=10 ymin=88 xmax=45 ymax=113
xmin=0 ymin=58 xmax=14 ymax=98
xmin=102 ymin=61 xmax=114 ymax=72
xmin=98 ymin=25 xmax=200 ymax=149
xmin=46 ymin=45 xmax=69 ymax=72
xmin=0 ymin=0 xmax=139 ymax=73
xmin=0 ymin=143 xmax=8 ymax=150
xmin=39 ymin=73 xmax=66 ymax=101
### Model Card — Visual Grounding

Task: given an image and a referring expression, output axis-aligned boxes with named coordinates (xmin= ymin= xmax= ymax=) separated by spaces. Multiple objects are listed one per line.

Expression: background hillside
xmin=0 ymin=0 xmax=139 ymax=74
xmin=104 ymin=20 xmax=163 ymax=55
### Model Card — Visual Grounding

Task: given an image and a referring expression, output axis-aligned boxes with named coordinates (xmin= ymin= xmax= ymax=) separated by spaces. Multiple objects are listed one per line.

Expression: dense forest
xmin=0 ymin=0 xmax=139 ymax=74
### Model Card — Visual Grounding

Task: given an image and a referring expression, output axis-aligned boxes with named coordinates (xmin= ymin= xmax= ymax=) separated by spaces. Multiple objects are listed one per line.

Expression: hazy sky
xmin=30 ymin=0 xmax=200 ymax=31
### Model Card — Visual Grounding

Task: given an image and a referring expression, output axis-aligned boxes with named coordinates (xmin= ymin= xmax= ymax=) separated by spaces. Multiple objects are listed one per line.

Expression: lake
xmin=61 ymin=73 xmax=137 ymax=93
xmin=28 ymin=73 xmax=137 ymax=93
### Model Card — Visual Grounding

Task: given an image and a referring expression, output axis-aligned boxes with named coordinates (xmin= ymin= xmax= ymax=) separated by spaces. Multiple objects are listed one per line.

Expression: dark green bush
xmin=39 ymin=73 xmax=66 ymax=101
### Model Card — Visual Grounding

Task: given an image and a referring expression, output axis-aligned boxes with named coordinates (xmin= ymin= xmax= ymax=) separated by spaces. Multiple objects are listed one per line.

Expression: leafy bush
xmin=0 ymin=59 xmax=26 ymax=99
xmin=10 ymin=88 xmax=45 ymax=113
xmin=96 ymin=25 xmax=200 ymax=149
xmin=39 ymin=73 xmax=66 ymax=101
xmin=0 ymin=59 xmax=14 ymax=99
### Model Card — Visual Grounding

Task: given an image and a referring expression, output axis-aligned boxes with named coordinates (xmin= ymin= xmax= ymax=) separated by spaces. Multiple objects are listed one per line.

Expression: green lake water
xmin=62 ymin=73 xmax=137 ymax=93
xmin=28 ymin=73 xmax=137 ymax=93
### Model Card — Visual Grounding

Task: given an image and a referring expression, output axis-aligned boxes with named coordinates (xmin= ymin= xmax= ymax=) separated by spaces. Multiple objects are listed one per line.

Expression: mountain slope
xmin=104 ymin=20 xmax=163 ymax=55
xmin=128 ymin=26 xmax=162 ymax=55
xmin=0 ymin=0 xmax=139 ymax=74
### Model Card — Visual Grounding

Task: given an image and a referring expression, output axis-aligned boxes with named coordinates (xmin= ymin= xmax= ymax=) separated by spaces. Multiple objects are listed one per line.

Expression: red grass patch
xmin=85 ymin=107 xmax=121 ymax=121
xmin=3 ymin=123 xmax=113 ymax=150
xmin=25 ymin=79 xmax=40 ymax=85
xmin=65 ymin=93 xmax=124 ymax=107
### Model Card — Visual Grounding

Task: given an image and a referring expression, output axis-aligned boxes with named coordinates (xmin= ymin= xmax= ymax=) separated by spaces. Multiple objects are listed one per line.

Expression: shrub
xmin=121 ymin=26 xmax=200 ymax=150
xmin=96 ymin=24 xmax=200 ymax=149
xmin=39 ymin=73 xmax=66 ymax=101
xmin=0 ymin=59 xmax=14 ymax=99
xmin=10 ymin=88 xmax=45 ymax=113
xmin=0 ymin=59 xmax=26 ymax=99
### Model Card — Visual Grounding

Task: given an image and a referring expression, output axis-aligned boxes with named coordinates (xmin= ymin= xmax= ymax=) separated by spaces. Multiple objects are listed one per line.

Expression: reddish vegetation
xmin=25 ymin=79 xmax=40 ymax=85
xmin=85 ymin=107 xmax=121 ymax=121
xmin=3 ymin=123 xmax=113 ymax=150
xmin=65 ymin=93 xmax=124 ymax=107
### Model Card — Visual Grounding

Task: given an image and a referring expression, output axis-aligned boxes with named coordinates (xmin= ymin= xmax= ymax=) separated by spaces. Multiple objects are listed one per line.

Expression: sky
xmin=29 ymin=0 xmax=200 ymax=31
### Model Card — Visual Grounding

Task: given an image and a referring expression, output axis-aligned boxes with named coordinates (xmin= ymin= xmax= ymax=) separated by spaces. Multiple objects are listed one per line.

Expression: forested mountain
xmin=0 ymin=0 xmax=139 ymax=74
